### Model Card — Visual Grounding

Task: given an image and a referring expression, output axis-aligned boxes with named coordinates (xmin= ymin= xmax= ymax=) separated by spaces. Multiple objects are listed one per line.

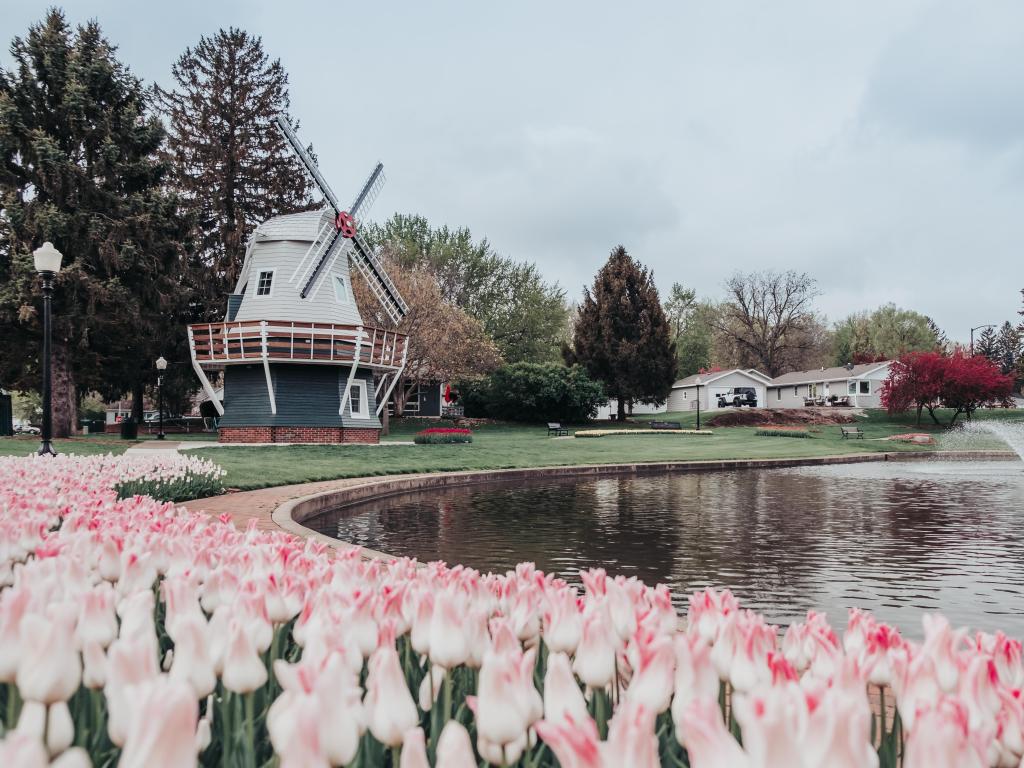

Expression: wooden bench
xmin=840 ymin=426 xmax=864 ymax=439
xmin=547 ymin=423 xmax=569 ymax=437
xmin=649 ymin=421 xmax=683 ymax=430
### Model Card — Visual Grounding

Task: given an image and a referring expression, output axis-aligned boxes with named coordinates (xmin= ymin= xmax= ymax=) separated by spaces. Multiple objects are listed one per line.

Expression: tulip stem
xmin=391 ymin=745 xmax=401 ymax=767
xmin=244 ymin=692 xmax=255 ymax=767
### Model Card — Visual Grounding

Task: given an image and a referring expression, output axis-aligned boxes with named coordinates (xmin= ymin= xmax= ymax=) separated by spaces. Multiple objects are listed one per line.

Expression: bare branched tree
xmin=711 ymin=270 xmax=826 ymax=377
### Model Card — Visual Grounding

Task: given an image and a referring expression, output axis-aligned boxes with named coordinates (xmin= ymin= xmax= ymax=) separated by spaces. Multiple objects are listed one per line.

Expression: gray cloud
xmin=2 ymin=0 xmax=1021 ymax=341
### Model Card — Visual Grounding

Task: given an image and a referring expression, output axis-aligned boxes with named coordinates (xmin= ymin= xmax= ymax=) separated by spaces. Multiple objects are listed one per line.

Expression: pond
xmin=304 ymin=459 xmax=1024 ymax=637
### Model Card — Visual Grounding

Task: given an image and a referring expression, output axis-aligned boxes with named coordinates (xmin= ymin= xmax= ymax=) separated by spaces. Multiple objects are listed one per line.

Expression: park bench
xmin=649 ymin=421 xmax=683 ymax=430
xmin=547 ymin=423 xmax=569 ymax=437
xmin=840 ymin=426 xmax=864 ymax=439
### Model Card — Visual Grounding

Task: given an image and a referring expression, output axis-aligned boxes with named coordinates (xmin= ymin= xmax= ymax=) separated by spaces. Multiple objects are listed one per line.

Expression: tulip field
xmin=0 ymin=454 xmax=1021 ymax=766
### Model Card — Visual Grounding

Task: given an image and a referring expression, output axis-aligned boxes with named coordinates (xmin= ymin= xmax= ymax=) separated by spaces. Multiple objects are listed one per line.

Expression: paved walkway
xmin=181 ymin=474 xmax=431 ymax=532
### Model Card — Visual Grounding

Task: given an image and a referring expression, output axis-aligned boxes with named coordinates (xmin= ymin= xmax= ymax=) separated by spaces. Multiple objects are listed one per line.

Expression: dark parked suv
xmin=717 ymin=387 xmax=758 ymax=408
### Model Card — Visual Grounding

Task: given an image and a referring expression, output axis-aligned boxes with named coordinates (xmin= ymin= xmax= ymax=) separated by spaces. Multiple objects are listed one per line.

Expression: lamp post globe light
xmin=155 ymin=356 xmax=168 ymax=440
xmin=33 ymin=242 xmax=63 ymax=456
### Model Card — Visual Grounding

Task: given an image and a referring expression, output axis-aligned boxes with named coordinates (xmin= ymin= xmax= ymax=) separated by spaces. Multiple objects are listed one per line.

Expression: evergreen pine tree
xmin=158 ymin=28 xmax=314 ymax=319
xmin=572 ymin=246 xmax=676 ymax=419
xmin=995 ymin=321 xmax=1021 ymax=375
xmin=976 ymin=325 xmax=999 ymax=362
xmin=0 ymin=10 xmax=191 ymax=434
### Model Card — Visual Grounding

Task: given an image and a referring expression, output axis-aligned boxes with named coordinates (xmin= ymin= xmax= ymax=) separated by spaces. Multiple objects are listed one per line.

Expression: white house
xmin=766 ymin=361 xmax=892 ymax=408
xmin=666 ymin=369 xmax=772 ymax=412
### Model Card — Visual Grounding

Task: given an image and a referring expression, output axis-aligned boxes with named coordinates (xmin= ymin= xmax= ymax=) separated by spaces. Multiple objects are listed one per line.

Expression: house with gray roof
xmin=667 ymin=369 xmax=773 ymax=412
xmin=766 ymin=361 xmax=892 ymax=408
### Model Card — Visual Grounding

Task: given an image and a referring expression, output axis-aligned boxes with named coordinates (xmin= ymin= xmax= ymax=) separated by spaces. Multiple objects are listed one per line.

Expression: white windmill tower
xmin=186 ymin=115 xmax=409 ymax=443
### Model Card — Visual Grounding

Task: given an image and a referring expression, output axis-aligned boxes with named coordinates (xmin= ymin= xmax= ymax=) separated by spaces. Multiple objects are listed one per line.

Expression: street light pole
xmin=970 ymin=324 xmax=997 ymax=356
xmin=155 ymin=356 xmax=168 ymax=440
xmin=695 ymin=377 xmax=702 ymax=431
xmin=33 ymin=242 xmax=63 ymax=457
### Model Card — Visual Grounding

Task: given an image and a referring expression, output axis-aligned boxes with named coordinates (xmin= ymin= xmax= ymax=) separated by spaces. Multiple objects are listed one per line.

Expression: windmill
xmin=185 ymin=116 xmax=410 ymax=444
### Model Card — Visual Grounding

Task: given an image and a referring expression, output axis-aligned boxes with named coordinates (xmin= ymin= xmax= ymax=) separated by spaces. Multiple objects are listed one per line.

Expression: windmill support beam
xmin=376 ymin=339 xmax=409 ymax=416
xmin=187 ymin=327 xmax=224 ymax=417
xmin=339 ymin=328 xmax=364 ymax=416
xmin=260 ymin=322 xmax=277 ymax=415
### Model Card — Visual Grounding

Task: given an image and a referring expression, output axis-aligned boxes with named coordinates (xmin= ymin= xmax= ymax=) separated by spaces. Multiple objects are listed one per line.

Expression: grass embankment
xmin=187 ymin=408 xmax=1024 ymax=492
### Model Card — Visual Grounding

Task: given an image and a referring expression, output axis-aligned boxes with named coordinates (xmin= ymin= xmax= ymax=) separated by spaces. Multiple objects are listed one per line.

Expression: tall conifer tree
xmin=0 ymin=10 xmax=190 ymax=433
xmin=158 ymin=28 xmax=314 ymax=318
xmin=571 ymin=246 xmax=676 ymax=419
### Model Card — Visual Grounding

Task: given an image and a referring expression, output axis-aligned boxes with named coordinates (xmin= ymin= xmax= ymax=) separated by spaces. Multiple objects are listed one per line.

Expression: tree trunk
xmin=393 ymin=378 xmax=411 ymax=417
xmin=926 ymin=405 xmax=941 ymax=425
xmin=616 ymin=395 xmax=626 ymax=421
xmin=51 ymin=343 xmax=77 ymax=437
xmin=949 ymin=408 xmax=963 ymax=427
xmin=131 ymin=382 xmax=145 ymax=423
xmin=915 ymin=404 xmax=923 ymax=426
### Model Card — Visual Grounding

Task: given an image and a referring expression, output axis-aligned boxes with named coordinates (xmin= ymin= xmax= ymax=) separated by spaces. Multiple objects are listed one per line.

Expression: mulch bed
xmin=706 ymin=408 xmax=859 ymax=427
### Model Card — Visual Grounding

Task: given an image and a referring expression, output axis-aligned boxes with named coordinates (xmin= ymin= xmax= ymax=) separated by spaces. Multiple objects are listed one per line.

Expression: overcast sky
xmin=4 ymin=0 xmax=1023 ymax=342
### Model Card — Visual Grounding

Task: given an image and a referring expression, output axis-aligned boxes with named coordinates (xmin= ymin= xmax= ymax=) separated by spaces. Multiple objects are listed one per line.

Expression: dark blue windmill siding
xmin=219 ymin=364 xmax=381 ymax=429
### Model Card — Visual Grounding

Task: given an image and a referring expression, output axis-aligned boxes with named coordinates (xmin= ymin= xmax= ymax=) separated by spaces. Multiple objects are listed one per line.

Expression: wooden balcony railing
xmin=187 ymin=320 xmax=408 ymax=369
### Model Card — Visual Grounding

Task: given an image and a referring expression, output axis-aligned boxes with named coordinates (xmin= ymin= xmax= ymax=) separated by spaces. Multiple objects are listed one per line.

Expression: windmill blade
xmin=272 ymin=114 xmax=340 ymax=212
xmin=300 ymin=226 xmax=347 ymax=299
xmin=350 ymin=233 xmax=409 ymax=324
xmin=350 ymin=163 xmax=386 ymax=222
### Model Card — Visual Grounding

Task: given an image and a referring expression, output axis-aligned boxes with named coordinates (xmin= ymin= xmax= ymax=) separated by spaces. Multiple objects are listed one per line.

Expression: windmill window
xmin=349 ymin=380 xmax=368 ymax=419
xmin=255 ymin=270 xmax=275 ymax=296
xmin=333 ymin=275 xmax=350 ymax=304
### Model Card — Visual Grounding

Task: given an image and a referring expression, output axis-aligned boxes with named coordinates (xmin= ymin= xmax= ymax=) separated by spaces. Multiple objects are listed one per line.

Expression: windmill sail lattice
xmin=272 ymin=115 xmax=407 ymax=324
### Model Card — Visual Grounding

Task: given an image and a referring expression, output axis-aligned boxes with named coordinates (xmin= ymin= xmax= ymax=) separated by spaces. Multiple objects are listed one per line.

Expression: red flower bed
xmin=414 ymin=427 xmax=473 ymax=444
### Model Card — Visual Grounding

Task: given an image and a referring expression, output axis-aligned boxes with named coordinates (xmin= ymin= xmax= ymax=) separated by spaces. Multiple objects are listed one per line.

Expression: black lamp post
xmin=970 ymin=324 xmax=996 ymax=356
xmin=695 ymin=377 xmax=703 ymax=431
xmin=155 ymin=356 xmax=168 ymax=440
xmin=33 ymin=242 xmax=62 ymax=456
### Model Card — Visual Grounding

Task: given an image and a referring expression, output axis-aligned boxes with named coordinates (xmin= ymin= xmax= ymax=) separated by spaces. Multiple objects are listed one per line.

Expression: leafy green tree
xmin=663 ymin=284 xmax=715 ymax=377
xmin=158 ymin=27 xmax=314 ymax=319
xmin=0 ymin=10 xmax=191 ymax=434
xmin=366 ymin=214 xmax=568 ymax=363
xmin=571 ymin=246 xmax=676 ymax=419
xmin=832 ymin=304 xmax=943 ymax=365
xmin=464 ymin=362 xmax=605 ymax=422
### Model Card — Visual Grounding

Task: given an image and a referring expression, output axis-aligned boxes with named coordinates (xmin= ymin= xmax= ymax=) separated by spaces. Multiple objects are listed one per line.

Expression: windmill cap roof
xmin=254 ymin=208 xmax=333 ymax=242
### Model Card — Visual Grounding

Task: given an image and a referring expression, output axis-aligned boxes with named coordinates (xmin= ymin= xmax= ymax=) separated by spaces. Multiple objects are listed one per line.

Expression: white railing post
xmin=260 ymin=321 xmax=277 ymax=415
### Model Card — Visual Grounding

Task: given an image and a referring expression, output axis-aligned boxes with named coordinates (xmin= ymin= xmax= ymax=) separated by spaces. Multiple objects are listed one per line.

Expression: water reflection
xmin=304 ymin=461 xmax=1024 ymax=636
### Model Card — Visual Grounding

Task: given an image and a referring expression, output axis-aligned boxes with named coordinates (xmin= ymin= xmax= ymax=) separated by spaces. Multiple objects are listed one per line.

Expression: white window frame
xmin=348 ymin=380 xmax=369 ymax=419
xmin=848 ymin=381 xmax=857 ymax=396
xmin=859 ymin=380 xmax=871 ymax=395
xmin=254 ymin=268 xmax=276 ymax=298
xmin=793 ymin=386 xmax=799 ymax=397
xmin=333 ymin=274 xmax=351 ymax=304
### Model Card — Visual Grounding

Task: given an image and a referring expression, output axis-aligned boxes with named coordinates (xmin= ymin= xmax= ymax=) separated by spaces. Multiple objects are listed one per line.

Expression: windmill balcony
xmin=187 ymin=320 xmax=408 ymax=370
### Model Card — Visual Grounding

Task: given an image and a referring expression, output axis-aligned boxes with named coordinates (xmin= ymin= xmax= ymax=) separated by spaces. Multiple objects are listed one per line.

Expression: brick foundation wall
xmin=218 ymin=426 xmax=379 ymax=444
xmin=219 ymin=426 xmax=273 ymax=443
xmin=341 ymin=428 xmax=380 ymax=444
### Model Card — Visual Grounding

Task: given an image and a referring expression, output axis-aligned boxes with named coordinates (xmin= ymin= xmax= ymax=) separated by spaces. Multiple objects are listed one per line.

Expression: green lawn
xmin=4 ymin=408 xmax=1018 ymax=487
xmin=0 ymin=435 xmax=131 ymax=456
xmin=185 ymin=409 xmax=1024 ymax=491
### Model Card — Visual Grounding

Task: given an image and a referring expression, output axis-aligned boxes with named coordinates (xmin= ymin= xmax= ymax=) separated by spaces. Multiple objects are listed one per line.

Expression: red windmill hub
xmin=335 ymin=211 xmax=357 ymax=238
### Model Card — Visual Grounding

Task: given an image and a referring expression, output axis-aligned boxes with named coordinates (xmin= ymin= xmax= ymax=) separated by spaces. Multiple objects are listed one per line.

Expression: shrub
xmin=755 ymin=428 xmax=810 ymax=438
xmin=414 ymin=427 xmax=473 ymax=445
xmin=461 ymin=363 xmax=605 ymax=422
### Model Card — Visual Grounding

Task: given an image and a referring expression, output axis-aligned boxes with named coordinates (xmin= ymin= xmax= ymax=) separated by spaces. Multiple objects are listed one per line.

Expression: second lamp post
xmin=155 ymin=356 xmax=168 ymax=440
xmin=33 ymin=242 xmax=62 ymax=456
